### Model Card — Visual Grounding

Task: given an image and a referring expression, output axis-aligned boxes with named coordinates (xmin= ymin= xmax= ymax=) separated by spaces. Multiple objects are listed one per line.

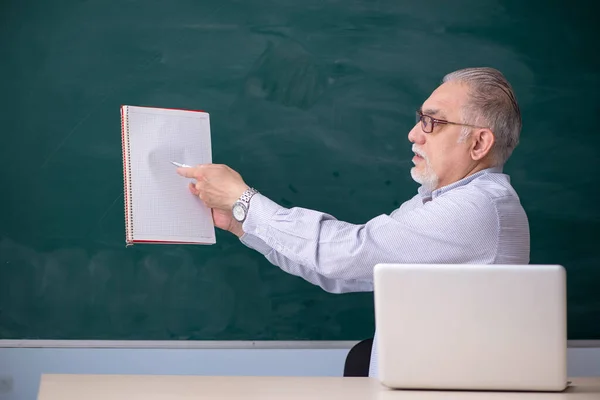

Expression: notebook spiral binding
xmin=120 ymin=105 xmax=134 ymax=246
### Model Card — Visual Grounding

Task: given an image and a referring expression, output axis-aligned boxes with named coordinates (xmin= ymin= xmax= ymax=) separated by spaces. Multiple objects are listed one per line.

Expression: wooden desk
xmin=38 ymin=374 xmax=600 ymax=400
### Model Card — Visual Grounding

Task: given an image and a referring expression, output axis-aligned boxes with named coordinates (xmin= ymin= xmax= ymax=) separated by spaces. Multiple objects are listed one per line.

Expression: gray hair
xmin=442 ymin=67 xmax=522 ymax=166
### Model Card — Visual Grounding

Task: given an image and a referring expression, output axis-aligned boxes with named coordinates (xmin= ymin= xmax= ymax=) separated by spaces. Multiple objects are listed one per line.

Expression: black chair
xmin=343 ymin=337 xmax=374 ymax=376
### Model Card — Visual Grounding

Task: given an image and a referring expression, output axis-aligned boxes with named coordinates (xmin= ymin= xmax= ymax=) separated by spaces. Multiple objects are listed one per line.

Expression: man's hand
xmin=190 ymin=188 xmax=245 ymax=237
xmin=210 ymin=208 xmax=244 ymax=237
xmin=177 ymin=164 xmax=248 ymax=236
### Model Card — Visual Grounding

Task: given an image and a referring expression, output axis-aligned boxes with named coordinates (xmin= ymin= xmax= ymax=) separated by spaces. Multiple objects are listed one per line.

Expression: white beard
xmin=411 ymin=145 xmax=439 ymax=191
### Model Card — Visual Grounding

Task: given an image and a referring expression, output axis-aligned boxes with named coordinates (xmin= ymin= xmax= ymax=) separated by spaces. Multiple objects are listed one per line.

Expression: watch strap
xmin=237 ymin=187 xmax=258 ymax=207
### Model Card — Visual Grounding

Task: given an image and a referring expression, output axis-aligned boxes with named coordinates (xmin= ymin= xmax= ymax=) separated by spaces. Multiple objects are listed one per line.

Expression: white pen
xmin=171 ymin=161 xmax=192 ymax=168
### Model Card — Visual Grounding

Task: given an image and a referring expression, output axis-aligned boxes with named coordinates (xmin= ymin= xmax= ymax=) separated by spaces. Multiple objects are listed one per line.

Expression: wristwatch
xmin=232 ymin=187 xmax=259 ymax=222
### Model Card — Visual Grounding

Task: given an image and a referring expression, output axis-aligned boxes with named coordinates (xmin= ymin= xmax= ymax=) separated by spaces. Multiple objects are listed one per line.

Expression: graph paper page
xmin=124 ymin=106 xmax=215 ymax=244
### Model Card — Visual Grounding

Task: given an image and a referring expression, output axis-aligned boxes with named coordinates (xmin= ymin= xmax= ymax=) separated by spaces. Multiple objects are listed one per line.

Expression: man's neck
xmin=463 ymin=161 xmax=494 ymax=180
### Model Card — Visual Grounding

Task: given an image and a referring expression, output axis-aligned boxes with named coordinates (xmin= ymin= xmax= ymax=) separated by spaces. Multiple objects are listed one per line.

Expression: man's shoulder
xmin=434 ymin=172 xmax=528 ymax=238
xmin=450 ymin=171 xmax=520 ymax=203
xmin=474 ymin=171 xmax=520 ymax=198
xmin=439 ymin=171 xmax=527 ymax=226
xmin=399 ymin=170 xmax=524 ymax=217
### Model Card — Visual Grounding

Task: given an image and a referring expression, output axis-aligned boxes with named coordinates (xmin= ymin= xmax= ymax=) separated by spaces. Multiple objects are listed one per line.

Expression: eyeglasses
xmin=416 ymin=110 xmax=488 ymax=134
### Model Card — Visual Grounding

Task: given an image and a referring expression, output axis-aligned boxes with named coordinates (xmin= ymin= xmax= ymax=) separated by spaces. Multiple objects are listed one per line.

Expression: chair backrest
xmin=343 ymin=338 xmax=373 ymax=377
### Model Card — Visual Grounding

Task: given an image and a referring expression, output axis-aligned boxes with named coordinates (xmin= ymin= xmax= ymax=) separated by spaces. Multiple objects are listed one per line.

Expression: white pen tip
xmin=171 ymin=161 xmax=192 ymax=168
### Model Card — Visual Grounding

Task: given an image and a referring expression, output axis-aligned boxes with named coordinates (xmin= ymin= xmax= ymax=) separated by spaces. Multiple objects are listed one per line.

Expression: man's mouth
xmin=412 ymin=150 xmax=425 ymax=164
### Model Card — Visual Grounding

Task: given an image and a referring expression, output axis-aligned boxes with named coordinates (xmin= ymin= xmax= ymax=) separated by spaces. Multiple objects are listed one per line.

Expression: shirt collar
xmin=418 ymin=166 xmax=503 ymax=202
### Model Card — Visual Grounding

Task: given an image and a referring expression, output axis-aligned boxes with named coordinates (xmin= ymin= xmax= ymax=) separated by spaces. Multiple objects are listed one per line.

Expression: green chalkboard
xmin=1 ymin=0 xmax=598 ymax=340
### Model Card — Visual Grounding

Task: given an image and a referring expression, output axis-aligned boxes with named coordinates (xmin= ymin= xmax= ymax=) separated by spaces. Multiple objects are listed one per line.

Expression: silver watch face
xmin=232 ymin=203 xmax=246 ymax=221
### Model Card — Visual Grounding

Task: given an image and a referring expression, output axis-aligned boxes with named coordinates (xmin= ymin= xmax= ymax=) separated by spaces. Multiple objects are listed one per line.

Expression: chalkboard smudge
xmin=243 ymin=40 xmax=327 ymax=110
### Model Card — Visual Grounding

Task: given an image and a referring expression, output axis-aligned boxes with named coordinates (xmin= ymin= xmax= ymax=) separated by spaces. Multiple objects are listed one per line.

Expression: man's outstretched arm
xmin=176 ymin=164 xmax=499 ymax=292
xmin=240 ymin=191 xmax=498 ymax=283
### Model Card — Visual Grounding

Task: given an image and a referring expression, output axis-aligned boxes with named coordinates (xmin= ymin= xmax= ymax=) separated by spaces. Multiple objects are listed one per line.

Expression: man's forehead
xmin=421 ymin=81 xmax=468 ymax=117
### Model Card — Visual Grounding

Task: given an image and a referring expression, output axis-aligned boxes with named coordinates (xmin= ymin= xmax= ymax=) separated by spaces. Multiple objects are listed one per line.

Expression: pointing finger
xmin=177 ymin=167 xmax=199 ymax=179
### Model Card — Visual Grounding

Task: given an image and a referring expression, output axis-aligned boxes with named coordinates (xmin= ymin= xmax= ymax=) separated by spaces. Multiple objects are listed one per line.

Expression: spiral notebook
xmin=120 ymin=105 xmax=216 ymax=245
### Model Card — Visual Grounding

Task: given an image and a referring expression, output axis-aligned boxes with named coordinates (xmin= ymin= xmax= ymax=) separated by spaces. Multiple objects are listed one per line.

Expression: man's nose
xmin=408 ymin=123 xmax=425 ymax=144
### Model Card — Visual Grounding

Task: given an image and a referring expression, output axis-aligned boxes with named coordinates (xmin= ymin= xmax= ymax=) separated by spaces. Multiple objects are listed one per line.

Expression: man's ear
xmin=470 ymin=128 xmax=495 ymax=161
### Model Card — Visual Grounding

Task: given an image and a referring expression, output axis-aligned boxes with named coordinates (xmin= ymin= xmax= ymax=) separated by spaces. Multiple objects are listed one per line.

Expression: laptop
xmin=373 ymin=263 xmax=568 ymax=392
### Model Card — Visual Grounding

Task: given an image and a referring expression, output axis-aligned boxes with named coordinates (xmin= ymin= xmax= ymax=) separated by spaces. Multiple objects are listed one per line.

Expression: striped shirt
xmin=239 ymin=166 xmax=530 ymax=377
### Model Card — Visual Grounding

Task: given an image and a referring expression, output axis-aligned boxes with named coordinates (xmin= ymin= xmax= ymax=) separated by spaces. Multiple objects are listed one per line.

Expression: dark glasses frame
xmin=416 ymin=110 xmax=488 ymax=133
